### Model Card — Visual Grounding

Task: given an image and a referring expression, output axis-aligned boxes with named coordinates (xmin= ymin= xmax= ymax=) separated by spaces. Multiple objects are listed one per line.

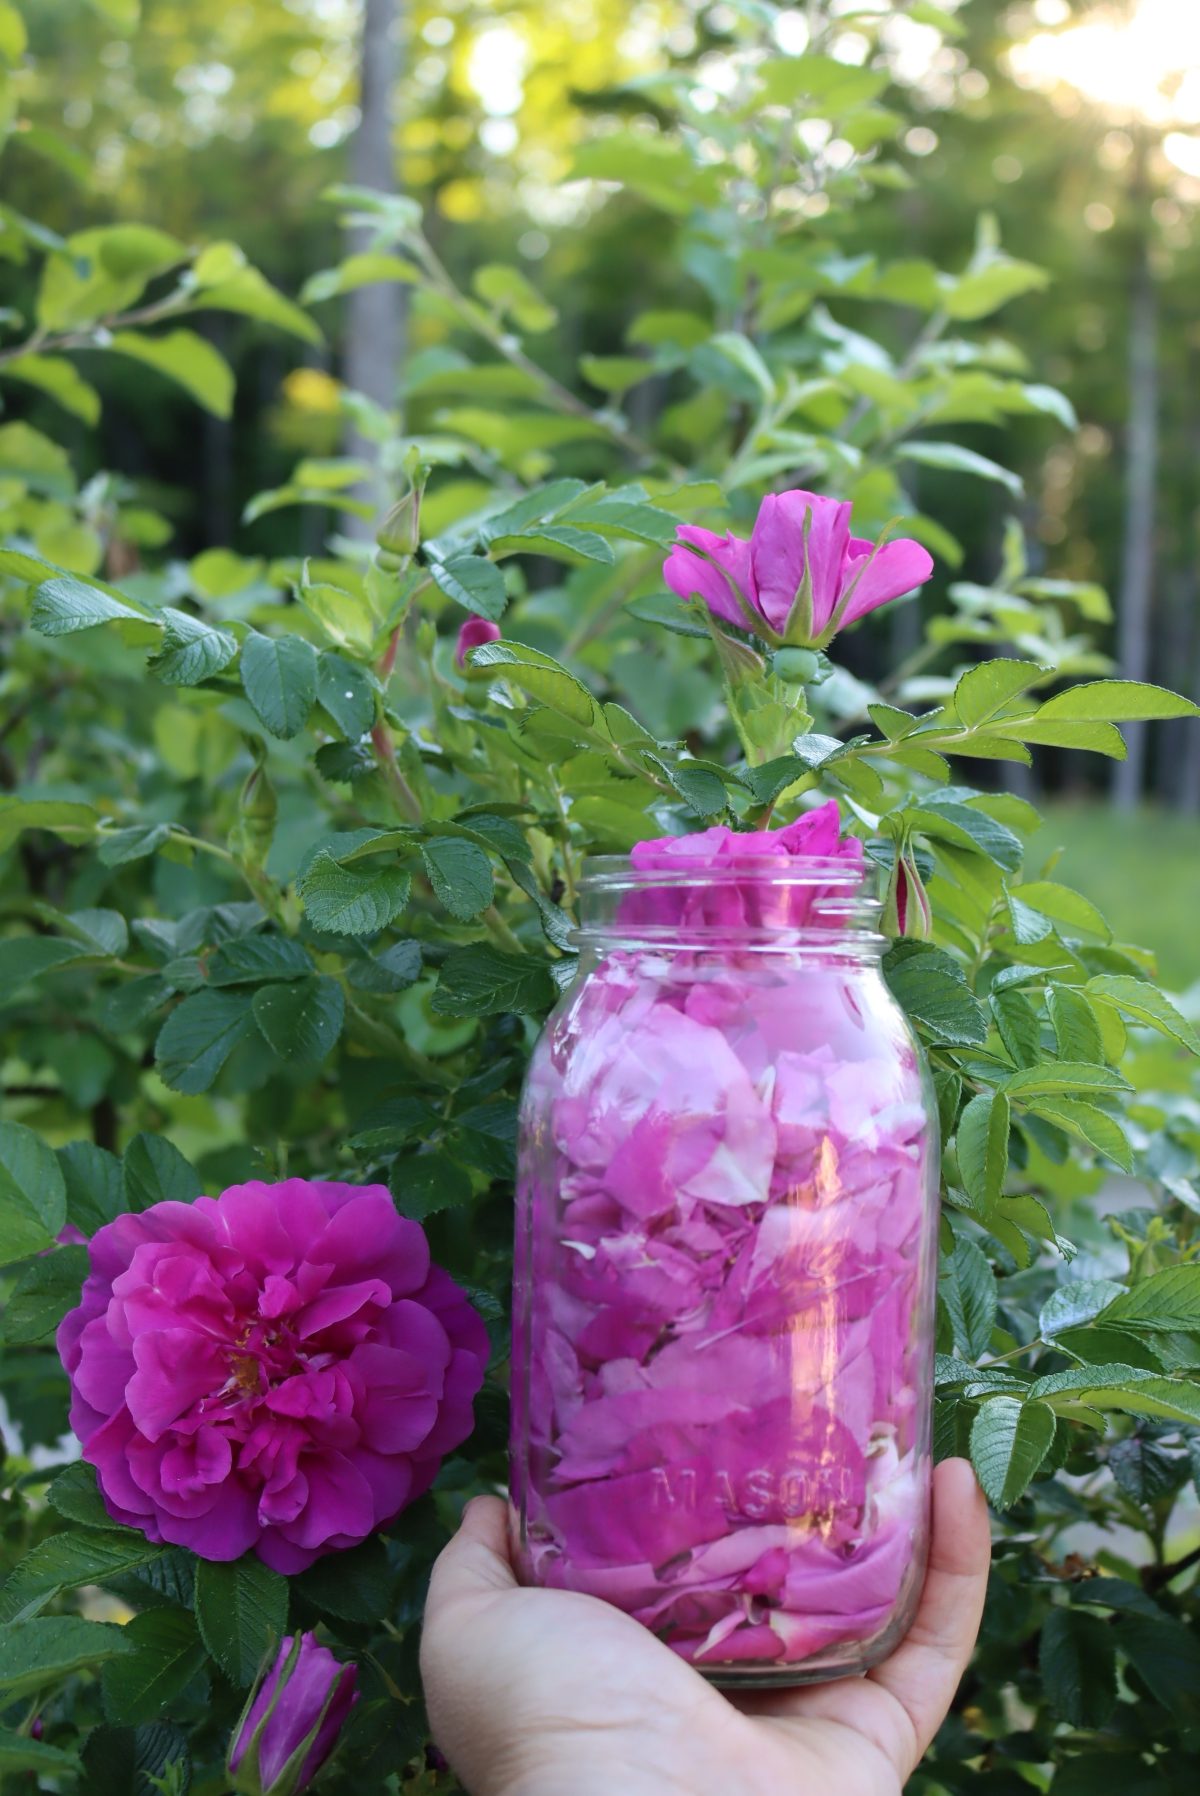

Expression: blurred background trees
xmin=3 ymin=0 xmax=1198 ymax=937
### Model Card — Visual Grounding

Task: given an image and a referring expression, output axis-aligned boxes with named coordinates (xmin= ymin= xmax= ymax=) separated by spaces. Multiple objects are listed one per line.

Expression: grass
xmin=1030 ymin=803 xmax=1200 ymax=993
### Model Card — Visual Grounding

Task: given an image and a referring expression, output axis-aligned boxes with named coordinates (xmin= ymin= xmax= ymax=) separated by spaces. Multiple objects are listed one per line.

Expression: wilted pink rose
xmin=513 ymin=803 xmax=936 ymax=1667
xmin=58 ymin=1179 xmax=489 ymax=1572
xmin=229 ymin=1632 xmax=358 ymax=1796
xmin=663 ymin=489 xmax=934 ymax=648
xmin=455 ymin=616 xmax=501 ymax=668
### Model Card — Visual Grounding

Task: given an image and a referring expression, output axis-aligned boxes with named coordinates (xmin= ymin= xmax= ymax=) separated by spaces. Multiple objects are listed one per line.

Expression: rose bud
xmin=228 ymin=1633 xmax=359 ymax=1796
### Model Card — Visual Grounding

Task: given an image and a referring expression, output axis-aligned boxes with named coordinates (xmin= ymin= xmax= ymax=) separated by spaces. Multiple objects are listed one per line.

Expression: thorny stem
xmin=370 ymin=722 xmax=423 ymax=823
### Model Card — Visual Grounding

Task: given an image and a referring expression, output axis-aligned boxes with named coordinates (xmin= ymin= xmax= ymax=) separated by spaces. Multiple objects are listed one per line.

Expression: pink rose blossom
xmin=58 ymin=1179 xmax=489 ymax=1572
xmin=455 ymin=616 xmax=502 ymax=668
xmin=663 ymin=489 xmax=934 ymax=649
xmin=229 ymin=1632 xmax=358 ymax=1795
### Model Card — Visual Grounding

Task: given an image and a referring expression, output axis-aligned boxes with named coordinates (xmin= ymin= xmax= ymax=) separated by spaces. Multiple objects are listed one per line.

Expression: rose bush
xmin=3 ymin=3 xmax=1200 ymax=1794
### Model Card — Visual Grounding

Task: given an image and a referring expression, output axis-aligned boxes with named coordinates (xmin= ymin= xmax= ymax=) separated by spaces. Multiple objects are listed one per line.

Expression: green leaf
xmin=0 ymin=1731 xmax=80 ymax=1775
xmin=0 ymin=1121 xmax=67 ymax=1265
xmin=97 ymin=822 xmax=173 ymax=866
xmin=101 ymin=1609 xmax=207 ymax=1726
xmin=252 ymin=975 xmax=345 ymax=1063
xmin=2 ymin=1247 xmax=89 ymax=1346
xmin=1002 ymin=1061 xmax=1131 ymax=1100
xmin=432 ymin=944 xmax=557 ymax=1017
xmin=939 ymin=1233 xmax=997 ymax=1357
xmin=302 ymin=252 xmax=421 ymax=303
xmin=346 ymin=939 xmax=422 ymax=993
xmin=0 ymin=1618 xmax=132 ymax=1700
xmin=883 ymin=942 xmax=988 ymax=1047
xmin=195 ymin=1556 xmax=288 ymax=1688
xmin=474 ymin=262 xmax=558 ymax=332
xmin=108 ymin=329 xmax=236 ymax=419
xmin=421 ymin=838 xmax=495 ymax=920
xmin=896 ymin=441 xmax=1023 ymax=497
xmin=945 ymin=259 xmax=1050 ymax=321
xmin=154 ymin=990 xmax=256 ymax=1094
xmin=1022 ymin=1098 xmax=1133 ymax=1170
xmin=969 ymin=1396 xmax=1057 ymax=1508
xmin=0 ymin=1532 xmax=166 ymax=1625
xmin=956 ymin=1092 xmax=1009 ymax=1208
xmin=298 ymin=853 xmax=412 ymax=935
xmin=47 ymin=1462 xmax=118 ymax=1532
xmin=569 ymin=129 xmax=722 ymax=215
xmin=147 ymin=607 xmax=237 ymax=685
xmin=469 ymin=639 xmax=599 ymax=728
xmin=392 ymin=1151 xmax=474 ymax=1220
xmin=1039 ymin=1608 xmax=1117 ymax=1728
xmin=0 ymin=797 xmax=97 ymax=851
xmin=1101 ymin=1266 xmax=1200 ymax=1333
xmin=207 ymin=936 xmax=314 ymax=985
xmin=31 ymin=574 xmax=144 ymax=634
xmin=490 ymin=524 xmax=615 ymax=565
xmin=1118 ymin=1614 xmax=1200 ymax=1717
xmin=240 ymin=630 xmax=318 ymax=738
xmin=316 ymin=652 xmax=376 ymax=739
xmin=192 ymin=265 xmax=322 ymax=345
xmin=429 ymin=553 xmax=508 ymax=623
xmin=1047 ymin=987 xmax=1106 ymax=1063
xmin=1037 ymin=680 xmax=1199 ymax=723
xmin=0 ymin=936 xmax=89 ymax=989
xmin=1108 ymin=1436 xmax=1184 ymax=1505
xmin=990 ymin=987 xmax=1041 ymax=1068
xmin=1085 ymin=976 xmax=1200 ymax=1056
xmin=1 ymin=353 xmax=101 ymax=424
xmin=58 ymin=1140 xmax=124 ymax=1237
xmin=909 ymin=799 xmax=1023 ymax=871
xmin=1039 ymin=1279 xmax=1127 ymax=1338
xmin=951 ymin=658 xmax=1045 ymax=727
xmin=1005 ymin=887 xmax=1053 ymax=945
xmin=1016 ymin=882 xmax=1110 ymax=941
xmin=122 ymin=1133 xmax=203 ymax=1210
xmin=1029 ymin=1365 xmax=1200 ymax=1426
xmin=293 ymin=1535 xmax=393 ymax=1623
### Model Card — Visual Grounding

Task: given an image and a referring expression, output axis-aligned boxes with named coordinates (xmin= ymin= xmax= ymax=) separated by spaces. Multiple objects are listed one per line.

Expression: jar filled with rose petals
xmin=510 ymin=803 xmax=940 ymax=1686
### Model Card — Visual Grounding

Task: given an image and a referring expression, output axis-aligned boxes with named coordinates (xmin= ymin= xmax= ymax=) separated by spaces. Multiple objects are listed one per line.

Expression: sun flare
xmin=1008 ymin=0 xmax=1200 ymax=127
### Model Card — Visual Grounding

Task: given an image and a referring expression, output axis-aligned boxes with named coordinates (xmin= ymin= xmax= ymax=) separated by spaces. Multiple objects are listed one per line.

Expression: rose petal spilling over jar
xmin=510 ymin=802 xmax=940 ymax=1685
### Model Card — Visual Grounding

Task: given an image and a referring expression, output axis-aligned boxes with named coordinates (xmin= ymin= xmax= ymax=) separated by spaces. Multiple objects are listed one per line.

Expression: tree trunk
xmin=1112 ymin=144 xmax=1159 ymax=811
xmin=342 ymin=0 xmax=405 ymax=539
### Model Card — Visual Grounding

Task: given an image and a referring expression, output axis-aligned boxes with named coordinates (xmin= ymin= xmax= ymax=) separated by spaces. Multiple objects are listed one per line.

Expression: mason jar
xmin=509 ymin=825 xmax=940 ymax=1685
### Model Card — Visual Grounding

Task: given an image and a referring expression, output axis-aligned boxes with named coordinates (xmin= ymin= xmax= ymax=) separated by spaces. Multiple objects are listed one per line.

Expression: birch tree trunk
xmin=1112 ymin=143 xmax=1159 ymax=811
xmin=343 ymin=0 xmax=405 ymax=538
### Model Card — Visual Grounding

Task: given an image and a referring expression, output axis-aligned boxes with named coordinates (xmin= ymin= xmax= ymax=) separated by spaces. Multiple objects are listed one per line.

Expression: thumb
xmin=426 ymin=1494 xmax=518 ymax=1618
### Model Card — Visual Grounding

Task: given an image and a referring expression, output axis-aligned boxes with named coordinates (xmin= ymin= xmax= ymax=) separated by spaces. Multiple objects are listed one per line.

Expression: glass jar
xmin=510 ymin=842 xmax=940 ymax=1685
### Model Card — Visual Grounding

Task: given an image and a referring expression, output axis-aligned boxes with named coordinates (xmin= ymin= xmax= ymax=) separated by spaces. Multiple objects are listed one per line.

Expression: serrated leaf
xmin=970 ymin=1396 xmax=1057 ymax=1507
xmin=1037 ymin=680 xmax=1199 ymax=722
xmin=391 ymin=1151 xmax=474 ymax=1220
xmin=0 ymin=1121 xmax=67 ymax=1265
xmin=952 ymin=659 xmax=1046 ymax=727
xmin=252 ymin=974 xmax=345 ymax=1062
xmin=240 ymin=630 xmax=318 ymax=738
xmin=1047 ymin=987 xmax=1106 ymax=1063
xmin=430 ymin=554 xmax=507 ymax=621
xmin=1002 ymin=1061 xmax=1131 ymax=1100
xmin=2 ymin=1247 xmax=89 ymax=1345
xmin=147 ymin=607 xmax=237 ymax=686
xmin=990 ymin=986 xmax=1041 ymax=1068
xmin=1085 ymin=976 xmax=1200 ymax=1056
xmin=1108 ymin=1437 xmax=1184 ymax=1505
xmin=956 ymin=1091 xmax=1009 ymax=1208
xmin=293 ymin=1536 xmax=393 ymax=1623
xmin=1039 ymin=1607 xmax=1117 ymax=1728
xmin=97 ymin=822 xmax=173 ymax=866
xmin=1029 ymin=1366 xmax=1200 ymax=1426
xmin=0 ymin=1531 xmax=166 ymax=1625
xmin=1021 ymin=1098 xmax=1133 ymax=1170
xmin=1100 ymin=1266 xmax=1200 ymax=1333
xmin=122 ymin=1133 xmax=203 ymax=1210
xmin=883 ymin=941 xmax=988 ymax=1046
xmin=1018 ymin=881 xmax=1110 ymax=939
xmin=154 ymin=990 xmax=256 ymax=1094
xmin=298 ymin=853 xmax=412 ymax=936
xmin=1039 ymin=1279 xmax=1127 ymax=1338
xmin=58 ymin=1140 xmax=124 ymax=1237
xmin=207 ymin=935 xmax=314 ymax=985
xmin=432 ymin=944 xmax=556 ymax=1017
xmin=346 ymin=939 xmax=422 ymax=993
xmin=47 ymin=1462 xmax=118 ymax=1531
xmin=469 ymin=640 xmax=598 ymax=728
xmin=316 ymin=651 xmax=375 ymax=739
xmin=939 ymin=1233 xmax=997 ymax=1358
xmin=31 ymin=574 xmax=144 ymax=634
xmin=421 ymin=838 xmax=495 ymax=920
xmin=195 ymin=1556 xmax=288 ymax=1687
xmin=0 ymin=1618 xmax=132 ymax=1699
xmin=101 ymin=1609 xmax=207 ymax=1725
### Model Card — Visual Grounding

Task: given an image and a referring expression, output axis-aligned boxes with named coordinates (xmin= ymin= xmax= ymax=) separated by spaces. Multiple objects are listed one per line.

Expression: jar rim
xmin=579 ymin=854 xmax=871 ymax=890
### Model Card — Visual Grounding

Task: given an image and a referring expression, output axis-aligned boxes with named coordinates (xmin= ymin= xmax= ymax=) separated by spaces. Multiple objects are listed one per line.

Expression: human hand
xmin=420 ymin=1457 xmax=990 ymax=1796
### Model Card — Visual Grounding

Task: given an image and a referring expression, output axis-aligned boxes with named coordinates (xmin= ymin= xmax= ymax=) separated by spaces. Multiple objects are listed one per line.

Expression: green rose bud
xmin=772 ymin=648 xmax=821 ymax=684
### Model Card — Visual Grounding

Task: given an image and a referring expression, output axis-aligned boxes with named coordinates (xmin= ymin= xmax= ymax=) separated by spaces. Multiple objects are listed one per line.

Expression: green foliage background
xmin=2 ymin=2 xmax=1200 ymax=1792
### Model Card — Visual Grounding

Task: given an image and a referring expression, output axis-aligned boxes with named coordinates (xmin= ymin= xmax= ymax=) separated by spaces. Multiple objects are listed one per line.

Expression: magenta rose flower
xmin=663 ymin=488 xmax=934 ymax=648
xmin=57 ymin=1178 xmax=489 ymax=1572
xmin=228 ymin=1632 xmax=358 ymax=1796
xmin=455 ymin=616 xmax=501 ymax=668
